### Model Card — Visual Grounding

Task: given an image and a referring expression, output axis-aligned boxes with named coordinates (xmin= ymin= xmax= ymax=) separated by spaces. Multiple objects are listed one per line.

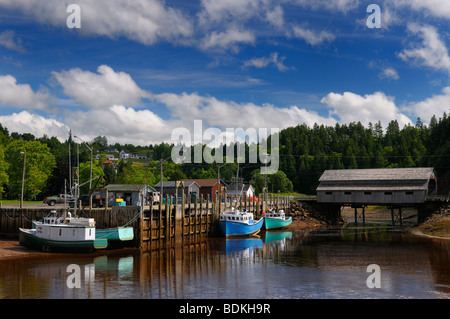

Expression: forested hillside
xmin=0 ymin=112 xmax=448 ymax=200
xmin=277 ymin=114 xmax=450 ymax=194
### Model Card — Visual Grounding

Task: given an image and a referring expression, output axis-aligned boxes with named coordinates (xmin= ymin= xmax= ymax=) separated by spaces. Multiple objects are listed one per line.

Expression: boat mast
xmin=64 ymin=179 xmax=67 ymax=220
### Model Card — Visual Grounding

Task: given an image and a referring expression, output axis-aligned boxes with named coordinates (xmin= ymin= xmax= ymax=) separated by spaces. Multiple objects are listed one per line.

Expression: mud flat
xmin=412 ymin=206 xmax=450 ymax=240
xmin=0 ymin=238 xmax=47 ymax=260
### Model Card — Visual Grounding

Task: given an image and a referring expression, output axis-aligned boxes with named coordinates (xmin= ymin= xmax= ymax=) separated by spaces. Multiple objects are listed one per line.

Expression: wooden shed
xmin=182 ymin=179 xmax=228 ymax=202
xmin=105 ymin=184 xmax=155 ymax=206
xmin=316 ymin=167 xmax=437 ymax=205
xmin=154 ymin=180 xmax=200 ymax=202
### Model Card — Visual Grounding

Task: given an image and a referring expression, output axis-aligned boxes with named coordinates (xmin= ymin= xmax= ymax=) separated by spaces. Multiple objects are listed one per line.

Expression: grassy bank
xmin=0 ymin=200 xmax=43 ymax=205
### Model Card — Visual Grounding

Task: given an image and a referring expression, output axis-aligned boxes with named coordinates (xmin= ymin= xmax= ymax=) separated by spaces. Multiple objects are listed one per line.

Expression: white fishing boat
xmin=19 ymin=210 xmax=107 ymax=252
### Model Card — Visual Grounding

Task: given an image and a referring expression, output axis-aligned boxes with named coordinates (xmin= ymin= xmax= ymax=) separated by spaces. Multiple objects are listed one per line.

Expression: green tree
xmin=268 ymin=171 xmax=293 ymax=193
xmin=77 ymin=162 xmax=105 ymax=194
xmin=0 ymin=145 xmax=9 ymax=198
xmin=5 ymin=140 xmax=56 ymax=200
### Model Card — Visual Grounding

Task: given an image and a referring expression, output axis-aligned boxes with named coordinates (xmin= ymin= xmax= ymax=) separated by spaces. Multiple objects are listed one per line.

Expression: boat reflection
xmin=223 ymin=238 xmax=263 ymax=253
xmin=263 ymin=231 xmax=292 ymax=243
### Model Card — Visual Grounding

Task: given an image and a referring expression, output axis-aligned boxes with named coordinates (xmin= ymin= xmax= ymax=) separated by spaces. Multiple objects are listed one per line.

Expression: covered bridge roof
xmin=319 ymin=167 xmax=435 ymax=182
xmin=317 ymin=168 xmax=436 ymax=191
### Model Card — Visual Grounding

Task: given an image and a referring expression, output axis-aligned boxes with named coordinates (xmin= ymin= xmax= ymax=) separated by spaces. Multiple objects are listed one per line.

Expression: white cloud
xmin=198 ymin=0 xmax=284 ymax=27
xmin=0 ymin=74 xmax=49 ymax=110
xmin=379 ymin=67 xmax=400 ymax=80
xmin=200 ymin=27 xmax=255 ymax=51
xmin=243 ymin=52 xmax=291 ymax=71
xmin=291 ymin=26 xmax=335 ymax=46
xmin=155 ymin=91 xmax=335 ymax=131
xmin=52 ymin=65 xmax=152 ymax=109
xmin=265 ymin=5 xmax=284 ymax=29
xmin=0 ymin=30 xmax=25 ymax=52
xmin=406 ymin=86 xmax=450 ymax=121
xmin=0 ymin=111 xmax=69 ymax=141
xmin=66 ymin=105 xmax=170 ymax=145
xmin=393 ymin=0 xmax=450 ymax=20
xmin=321 ymin=91 xmax=412 ymax=128
xmin=398 ymin=23 xmax=450 ymax=75
xmin=292 ymin=0 xmax=359 ymax=14
xmin=0 ymin=0 xmax=193 ymax=46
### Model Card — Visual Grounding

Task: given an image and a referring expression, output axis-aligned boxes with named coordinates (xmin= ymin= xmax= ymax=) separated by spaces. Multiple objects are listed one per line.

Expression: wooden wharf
xmin=0 ymin=188 xmax=290 ymax=249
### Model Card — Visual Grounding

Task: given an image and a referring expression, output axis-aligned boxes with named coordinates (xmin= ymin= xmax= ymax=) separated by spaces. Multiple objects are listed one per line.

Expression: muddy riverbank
xmin=0 ymin=238 xmax=47 ymax=260
xmin=412 ymin=206 xmax=450 ymax=240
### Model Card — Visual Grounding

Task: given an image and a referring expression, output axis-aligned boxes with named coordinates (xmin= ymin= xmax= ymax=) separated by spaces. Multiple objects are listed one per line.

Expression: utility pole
xmin=20 ymin=151 xmax=26 ymax=209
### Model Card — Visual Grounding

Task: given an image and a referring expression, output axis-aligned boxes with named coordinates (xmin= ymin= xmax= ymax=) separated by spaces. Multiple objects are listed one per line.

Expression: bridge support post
xmin=362 ymin=206 xmax=365 ymax=224
xmin=353 ymin=205 xmax=366 ymax=225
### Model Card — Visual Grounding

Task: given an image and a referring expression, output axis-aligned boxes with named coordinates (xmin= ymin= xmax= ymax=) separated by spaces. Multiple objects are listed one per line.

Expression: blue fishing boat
xmin=218 ymin=208 xmax=263 ymax=237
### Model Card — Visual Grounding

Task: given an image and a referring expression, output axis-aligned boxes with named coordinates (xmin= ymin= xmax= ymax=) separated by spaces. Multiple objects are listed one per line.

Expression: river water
xmin=0 ymin=221 xmax=449 ymax=299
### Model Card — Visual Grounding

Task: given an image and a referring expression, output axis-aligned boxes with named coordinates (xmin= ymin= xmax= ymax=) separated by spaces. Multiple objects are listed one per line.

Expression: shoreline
xmin=286 ymin=203 xmax=450 ymax=240
xmin=0 ymin=237 xmax=48 ymax=260
xmin=1 ymin=205 xmax=448 ymax=260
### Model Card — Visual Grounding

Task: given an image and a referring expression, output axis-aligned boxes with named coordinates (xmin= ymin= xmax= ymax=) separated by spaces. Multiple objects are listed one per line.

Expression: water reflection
xmin=0 ymin=223 xmax=449 ymax=299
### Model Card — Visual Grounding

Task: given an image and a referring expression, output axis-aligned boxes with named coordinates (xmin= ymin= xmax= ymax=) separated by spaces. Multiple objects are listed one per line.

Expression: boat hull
xmin=19 ymin=228 xmax=107 ymax=252
xmin=263 ymin=216 xmax=292 ymax=230
xmin=218 ymin=218 xmax=263 ymax=237
xmin=96 ymin=227 xmax=134 ymax=241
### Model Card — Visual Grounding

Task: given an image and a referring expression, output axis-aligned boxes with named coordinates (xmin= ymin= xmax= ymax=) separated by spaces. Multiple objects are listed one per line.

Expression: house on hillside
xmin=226 ymin=184 xmax=255 ymax=198
xmin=182 ymin=179 xmax=228 ymax=202
xmin=316 ymin=167 xmax=438 ymax=205
xmin=119 ymin=150 xmax=132 ymax=160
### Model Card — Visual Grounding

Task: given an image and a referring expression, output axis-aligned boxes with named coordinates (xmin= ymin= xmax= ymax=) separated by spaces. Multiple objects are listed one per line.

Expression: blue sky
xmin=0 ymin=0 xmax=449 ymax=145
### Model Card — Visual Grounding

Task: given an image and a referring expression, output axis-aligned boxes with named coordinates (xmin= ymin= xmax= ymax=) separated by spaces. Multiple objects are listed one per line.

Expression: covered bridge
xmin=316 ymin=167 xmax=437 ymax=205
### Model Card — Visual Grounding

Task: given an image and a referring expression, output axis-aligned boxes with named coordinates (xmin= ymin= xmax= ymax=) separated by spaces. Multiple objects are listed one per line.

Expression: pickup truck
xmin=44 ymin=194 xmax=74 ymax=206
xmin=69 ymin=194 xmax=105 ymax=208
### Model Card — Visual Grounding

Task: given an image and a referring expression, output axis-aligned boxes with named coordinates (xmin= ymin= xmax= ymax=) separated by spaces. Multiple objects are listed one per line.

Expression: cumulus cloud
xmin=320 ymin=91 xmax=412 ymax=128
xmin=398 ymin=23 xmax=450 ymax=75
xmin=291 ymin=26 xmax=335 ymax=46
xmin=52 ymin=65 xmax=152 ymax=109
xmin=379 ymin=67 xmax=400 ymax=80
xmin=406 ymin=86 xmax=450 ymax=122
xmin=155 ymin=91 xmax=335 ymax=131
xmin=243 ymin=52 xmax=291 ymax=71
xmin=0 ymin=74 xmax=49 ymax=110
xmin=0 ymin=0 xmax=193 ymax=46
xmin=0 ymin=111 xmax=69 ymax=141
xmin=66 ymin=105 xmax=171 ymax=145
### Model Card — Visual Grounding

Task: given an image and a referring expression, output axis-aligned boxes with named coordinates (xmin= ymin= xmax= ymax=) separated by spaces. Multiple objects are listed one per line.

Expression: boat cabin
xmin=43 ymin=211 xmax=63 ymax=225
xmin=266 ymin=209 xmax=285 ymax=219
xmin=219 ymin=208 xmax=254 ymax=223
